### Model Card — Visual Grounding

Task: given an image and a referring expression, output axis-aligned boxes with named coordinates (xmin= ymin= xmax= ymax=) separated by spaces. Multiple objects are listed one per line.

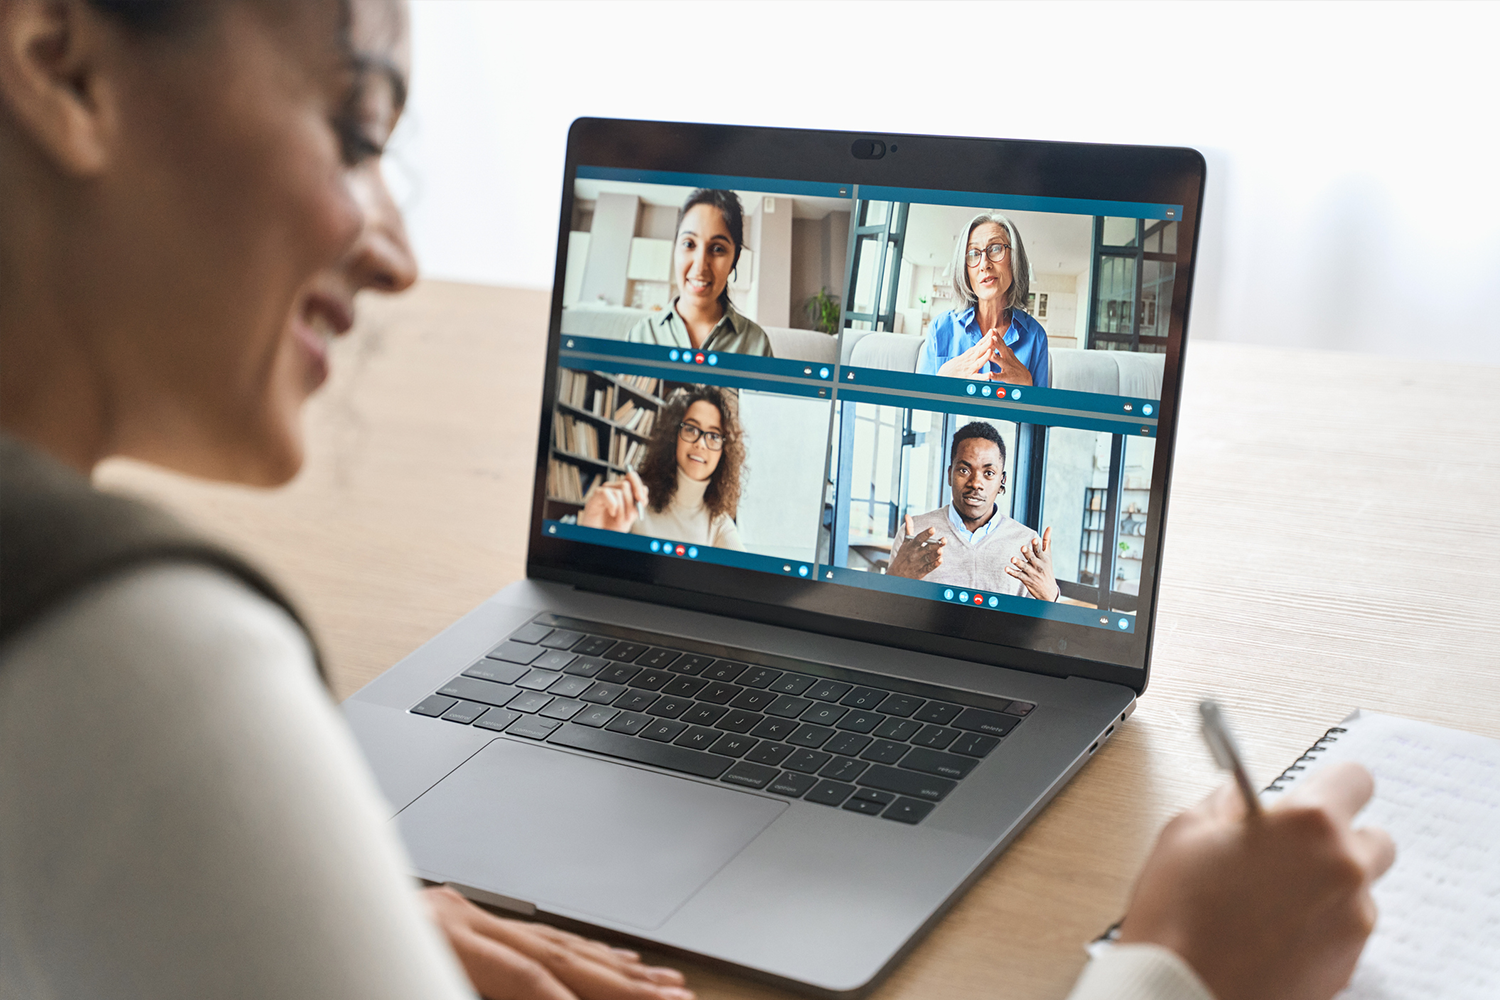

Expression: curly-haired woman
xmin=578 ymin=385 xmax=746 ymax=550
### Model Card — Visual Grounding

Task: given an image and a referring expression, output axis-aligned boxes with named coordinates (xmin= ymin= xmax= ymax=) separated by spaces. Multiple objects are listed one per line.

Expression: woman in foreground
xmin=0 ymin=1 xmax=1391 ymax=998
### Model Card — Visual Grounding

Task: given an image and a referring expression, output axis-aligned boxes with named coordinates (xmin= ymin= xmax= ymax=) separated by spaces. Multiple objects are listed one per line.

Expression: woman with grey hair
xmin=916 ymin=213 xmax=1050 ymax=386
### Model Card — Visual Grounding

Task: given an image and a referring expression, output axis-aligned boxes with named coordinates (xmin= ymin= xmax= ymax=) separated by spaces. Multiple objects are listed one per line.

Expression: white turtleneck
xmin=631 ymin=468 xmax=744 ymax=551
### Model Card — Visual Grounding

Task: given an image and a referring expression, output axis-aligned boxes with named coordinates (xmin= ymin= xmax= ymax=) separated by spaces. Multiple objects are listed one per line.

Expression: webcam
xmin=850 ymin=139 xmax=886 ymax=160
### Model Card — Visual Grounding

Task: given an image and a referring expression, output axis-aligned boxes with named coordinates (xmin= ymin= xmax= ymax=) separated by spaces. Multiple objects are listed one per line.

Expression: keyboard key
xmin=851 ymin=787 xmax=896 ymax=806
xmin=805 ymin=680 xmax=852 ymax=702
xmin=702 ymin=660 xmax=748 ymax=682
xmin=441 ymin=700 xmax=488 ymax=724
xmin=721 ymin=761 xmax=780 ymax=789
xmin=474 ymin=707 xmax=520 ymax=731
xmin=462 ymin=660 xmax=527 ymax=685
xmin=877 ymin=694 xmax=923 ymax=717
xmin=750 ymin=717 xmax=798 ymax=741
xmin=562 ymin=656 xmax=608 ymax=677
xmin=488 ymin=641 xmax=544 ymax=665
xmin=1004 ymin=700 xmax=1035 ymax=716
xmin=708 ymin=733 xmax=757 ymax=758
xmin=769 ymin=771 xmax=818 ymax=797
xmin=546 ymin=675 xmax=594 ymax=699
xmin=630 ymin=669 xmax=673 ymax=691
xmin=604 ymin=711 xmax=651 ymax=735
xmin=860 ymin=740 xmax=910 ymax=764
xmin=738 ymin=666 xmax=782 ymax=689
xmin=573 ymin=706 xmax=617 ymax=728
xmin=824 ymin=732 xmax=872 ymax=757
xmin=787 ymin=724 xmax=835 ymax=748
xmin=768 ymin=673 xmax=815 ymax=695
xmin=672 ymin=726 xmax=720 ymax=750
xmin=951 ymin=732 xmax=1001 ymax=758
xmin=717 ymin=710 xmax=761 ymax=734
xmin=508 ymin=623 xmax=553 ymax=644
xmin=805 ymin=780 xmax=855 ymax=806
xmin=570 ymin=636 xmax=616 ymax=657
xmin=729 ymin=689 xmax=777 ymax=712
xmin=438 ymin=676 xmax=519 ymax=707
xmin=745 ymin=742 xmax=793 ymax=766
xmin=641 ymin=720 xmax=689 ymax=743
xmin=612 ymin=690 xmax=659 ymax=712
xmin=539 ymin=698 xmax=587 ymax=721
xmin=508 ymin=716 xmax=560 ymax=739
xmin=883 ymin=797 xmax=936 ymax=824
xmin=765 ymin=695 xmax=814 ymax=718
xmin=696 ymin=682 xmax=740 ymax=705
xmin=508 ymin=692 xmax=553 ymax=714
xmin=858 ymin=764 xmax=956 ymax=802
xmin=842 ymin=797 xmax=885 ymax=815
xmin=637 ymin=648 xmax=681 ymax=669
xmin=661 ymin=676 xmax=708 ymax=698
xmin=782 ymin=749 xmax=832 ymax=774
xmin=596 ymin=663 xmax=641 ymax=685
xmin=532 ymin=649 xmax=575 ymax=671
xmin=669 ymin=654 xmax=714 ymax=675
xmin=646 ymin=696 xmax=693 ymax=719
xmin=516 ymin=669 xmax=560 ymax=691
xmin=578 ymin=681 xmax=627 ymax=704
xmin=874 ymin=717 xmax=921 ymax=741
xmin=912 ymin=701 xmax=962 ymax=725
xmin=900 ymin=747 xmax=979 ymax=780
xmin=953 ymin=707 xmax=1022 ymax=738
xmin=819 ymin=757 xmax=869 ymax=782
xmin=800 ymin=703 xmax=848 ymax=727
xmin=538 ymin=628 xmax=584 ymax=649
xmin=911 ymin=725 xmax=960 ymax=749
xmin=604 ymin=642 xmax=650 ymax=662
xmin=835 ymin=711 xmax=882 ymax=734
xmin=840 ymin=687 xmax=885 ymax=710
xmin=550 ymin=723 xmax=732 ymax=779
xmin=679 ymin=703 xmax=729 ymax=726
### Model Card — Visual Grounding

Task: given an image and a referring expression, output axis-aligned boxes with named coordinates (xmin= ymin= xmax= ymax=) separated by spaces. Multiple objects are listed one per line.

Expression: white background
xmin=391 ymin=0 xmax=1499 ymax=364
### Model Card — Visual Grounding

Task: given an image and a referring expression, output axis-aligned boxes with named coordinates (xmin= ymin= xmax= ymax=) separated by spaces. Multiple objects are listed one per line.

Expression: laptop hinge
xmin=446 ymin=881 xmax=537 ymax=917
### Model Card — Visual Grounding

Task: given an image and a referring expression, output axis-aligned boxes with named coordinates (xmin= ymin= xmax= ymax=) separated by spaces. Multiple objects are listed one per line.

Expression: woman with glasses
xmin=916 ymin=213 xmax=1050 ymax=387
xmin=578 ymin=386 xmax=746 ymax=551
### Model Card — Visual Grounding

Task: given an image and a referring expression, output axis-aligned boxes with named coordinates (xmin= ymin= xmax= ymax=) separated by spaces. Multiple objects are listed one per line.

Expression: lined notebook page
xmin=1263 ymin=710 xmax=1500 ymax=999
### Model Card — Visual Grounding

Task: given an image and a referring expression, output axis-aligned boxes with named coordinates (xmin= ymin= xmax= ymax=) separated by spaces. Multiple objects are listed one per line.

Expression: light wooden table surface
xmin=98 ymin=280 xmax=1500 ymax=1000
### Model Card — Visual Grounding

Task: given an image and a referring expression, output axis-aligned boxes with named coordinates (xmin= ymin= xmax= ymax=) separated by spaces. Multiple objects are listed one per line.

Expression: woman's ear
xmin=0 ymin=0 xmax=119 ymax=176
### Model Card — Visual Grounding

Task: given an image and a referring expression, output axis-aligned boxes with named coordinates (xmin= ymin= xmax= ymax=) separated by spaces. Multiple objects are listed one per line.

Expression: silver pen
xmin=1199 ymin=699 xmax=1262 ymax=815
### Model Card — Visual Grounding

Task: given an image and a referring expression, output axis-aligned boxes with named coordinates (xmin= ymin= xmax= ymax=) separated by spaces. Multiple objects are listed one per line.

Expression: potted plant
xmin=803 ymin=287 xmax=841 ymax=335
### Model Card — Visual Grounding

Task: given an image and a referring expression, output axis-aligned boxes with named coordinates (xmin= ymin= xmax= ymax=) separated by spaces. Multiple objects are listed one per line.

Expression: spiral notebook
xmin=1262 ymin=710 xmax=1500 ymax=999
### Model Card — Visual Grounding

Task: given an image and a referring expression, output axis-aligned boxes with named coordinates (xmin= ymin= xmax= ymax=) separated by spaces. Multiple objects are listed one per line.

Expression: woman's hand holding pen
xmin=1118 ymin=761 xmax=1396 ymax=1000
xmin=578 ymin=471 xmax=649 ymax=533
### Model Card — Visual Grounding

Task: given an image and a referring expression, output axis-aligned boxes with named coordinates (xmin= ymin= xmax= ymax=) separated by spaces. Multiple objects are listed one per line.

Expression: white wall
xmin=735 ymin=392 xmax=831 ymax=561
xmin=395 ymin=1 xmax=1500 ymax=365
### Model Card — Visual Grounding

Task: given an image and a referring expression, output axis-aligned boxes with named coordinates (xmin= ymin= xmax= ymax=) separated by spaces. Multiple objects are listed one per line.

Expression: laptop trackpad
xmin=396 ymin=737 xmax=785 ymax=930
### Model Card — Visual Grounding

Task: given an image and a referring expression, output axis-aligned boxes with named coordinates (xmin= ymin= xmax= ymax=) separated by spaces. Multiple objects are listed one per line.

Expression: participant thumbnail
xmin=561 ymin=176 xmax=851 ymax=364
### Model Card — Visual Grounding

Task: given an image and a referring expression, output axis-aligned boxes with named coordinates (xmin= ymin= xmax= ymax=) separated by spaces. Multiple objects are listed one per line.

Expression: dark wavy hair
xmin=678 ymin=189 xmax=746 ymax=308
xmin=636 ymin=385 xmax=744 ymax=521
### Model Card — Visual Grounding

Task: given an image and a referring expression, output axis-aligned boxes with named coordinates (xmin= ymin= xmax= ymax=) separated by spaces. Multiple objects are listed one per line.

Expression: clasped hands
xmin=935 ymin=327 xmax=1032 ymax=385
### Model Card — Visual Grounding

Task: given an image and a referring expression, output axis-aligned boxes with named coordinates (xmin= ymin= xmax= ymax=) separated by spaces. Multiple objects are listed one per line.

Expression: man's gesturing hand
xmin=886 ymin=515 xmax=945 ymax=579
xmin=578 ymin=470 xmax=649 ymax=533
xmin=987 ymin=335 xmax=1033 ymax=386
xmin=1118 ymin=761 xmax=1396 ymax=1000
xmin=1005 ymin=527 xmax=1057 ymax=600
xmin=935 ymin=329 xmax=997 ymax=379
xmin=423 ymin=886 xmax=694 ymax=1000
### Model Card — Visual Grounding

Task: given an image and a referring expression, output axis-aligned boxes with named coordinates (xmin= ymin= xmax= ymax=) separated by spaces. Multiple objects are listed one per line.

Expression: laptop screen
xmin=531 ymin=127 xmax=1200 ymax=679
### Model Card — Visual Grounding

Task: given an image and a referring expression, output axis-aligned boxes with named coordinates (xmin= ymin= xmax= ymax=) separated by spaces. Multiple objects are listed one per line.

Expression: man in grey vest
xmin=885 ymin=422 xmax=1058 ymax=601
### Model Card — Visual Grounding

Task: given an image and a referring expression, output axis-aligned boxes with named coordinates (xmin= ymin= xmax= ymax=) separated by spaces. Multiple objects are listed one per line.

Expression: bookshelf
xmin=1077 ymin=485 xmax=1149 ymax=587
xmin=545 ymin=369 xmax=665 ymax=522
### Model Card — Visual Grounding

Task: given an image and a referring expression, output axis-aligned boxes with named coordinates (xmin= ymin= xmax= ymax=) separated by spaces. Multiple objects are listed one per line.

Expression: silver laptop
xmin=345 ymin=119 xmax=1204 ymax=996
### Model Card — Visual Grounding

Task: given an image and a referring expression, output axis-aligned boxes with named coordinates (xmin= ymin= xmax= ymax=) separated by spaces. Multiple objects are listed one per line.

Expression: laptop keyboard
xmin=408 ymin=614 xmax=1033 ymax=825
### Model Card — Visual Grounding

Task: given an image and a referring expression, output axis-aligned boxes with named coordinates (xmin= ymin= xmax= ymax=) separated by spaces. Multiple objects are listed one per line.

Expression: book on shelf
xmin=546 ymin=458 xmax=600 ymax=504
xmin=613 ymin=399 xmax=636 ymax=424
xmin=616 ymin=373 xmax=659 ymax=397
xmin=552 ymin=413 xmax=600 ymax=459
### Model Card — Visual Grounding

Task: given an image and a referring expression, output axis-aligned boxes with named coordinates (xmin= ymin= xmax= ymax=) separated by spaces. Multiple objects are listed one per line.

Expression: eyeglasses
xmin=678 ymin=422 xmax=724 ymax=450
xmin=964 ymin=243 xmax=1010 ymax=267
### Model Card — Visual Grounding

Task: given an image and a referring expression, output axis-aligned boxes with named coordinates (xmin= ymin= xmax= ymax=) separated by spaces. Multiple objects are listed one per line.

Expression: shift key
xmin=857 ymin=764 xmax=956 ymax=802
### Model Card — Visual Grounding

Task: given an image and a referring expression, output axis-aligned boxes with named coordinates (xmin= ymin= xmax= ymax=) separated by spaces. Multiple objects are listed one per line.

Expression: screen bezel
xmin=526 ymin=118 xmax=1206 ymax=696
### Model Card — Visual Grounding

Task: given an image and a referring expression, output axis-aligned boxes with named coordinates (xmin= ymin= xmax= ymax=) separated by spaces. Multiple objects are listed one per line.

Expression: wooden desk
xmin=97 ymin=280 xmax=1500 ymax=1000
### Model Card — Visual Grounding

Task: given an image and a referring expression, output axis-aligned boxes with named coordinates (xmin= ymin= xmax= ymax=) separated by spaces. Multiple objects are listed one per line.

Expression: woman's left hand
xmin=1005 ymin=527 xmax=1058 ymax=601
xmin=987 ymin=335 xmax=1034 ymax=386
xmin=422 ymin=886 xmax=694 ymax=1000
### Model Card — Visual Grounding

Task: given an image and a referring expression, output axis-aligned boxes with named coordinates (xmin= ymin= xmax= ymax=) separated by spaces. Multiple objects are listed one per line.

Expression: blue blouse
xmin=916 ymin=306 xmax=1050 ymax=387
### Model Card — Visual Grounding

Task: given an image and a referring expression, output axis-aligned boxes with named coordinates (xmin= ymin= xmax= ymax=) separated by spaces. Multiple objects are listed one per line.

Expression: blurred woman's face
xmin=674 ymin=204 xmax=735 ymax=314
xmin=966 ymin=221 xmax=1013 ymax=309
xmin=87 ymin=0 xmax=415 ymax=483
xmin=676 ymin=400 xmax=724 ymax=482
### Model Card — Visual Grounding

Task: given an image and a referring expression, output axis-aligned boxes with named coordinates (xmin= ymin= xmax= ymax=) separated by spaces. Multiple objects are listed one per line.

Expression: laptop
xmin=345 ymin=118 xmax=1205 ymax=996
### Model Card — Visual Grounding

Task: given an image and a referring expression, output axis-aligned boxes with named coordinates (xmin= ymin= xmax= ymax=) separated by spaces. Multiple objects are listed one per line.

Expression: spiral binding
xmin=1263 ymin=726 xmax=1347 ymax=794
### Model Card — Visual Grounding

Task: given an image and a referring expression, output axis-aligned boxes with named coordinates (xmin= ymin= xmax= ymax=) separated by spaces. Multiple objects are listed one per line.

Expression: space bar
xmin=549 ymin=724 xmax=733 ymax=779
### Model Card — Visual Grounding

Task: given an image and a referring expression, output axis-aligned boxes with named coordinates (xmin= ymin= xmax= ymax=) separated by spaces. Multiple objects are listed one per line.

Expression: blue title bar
xmin=857 ymin=184 xmax=1182 ymax=222
xmin=577 ymin=166 xmax=852 ymax=200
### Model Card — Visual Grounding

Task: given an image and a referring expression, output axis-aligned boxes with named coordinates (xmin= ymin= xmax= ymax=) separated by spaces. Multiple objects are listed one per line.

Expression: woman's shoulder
xmin=1011 ymin=309 xmax=1048 ymax=342
xmin=723 ymin=304 xmax=774 ymax=357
